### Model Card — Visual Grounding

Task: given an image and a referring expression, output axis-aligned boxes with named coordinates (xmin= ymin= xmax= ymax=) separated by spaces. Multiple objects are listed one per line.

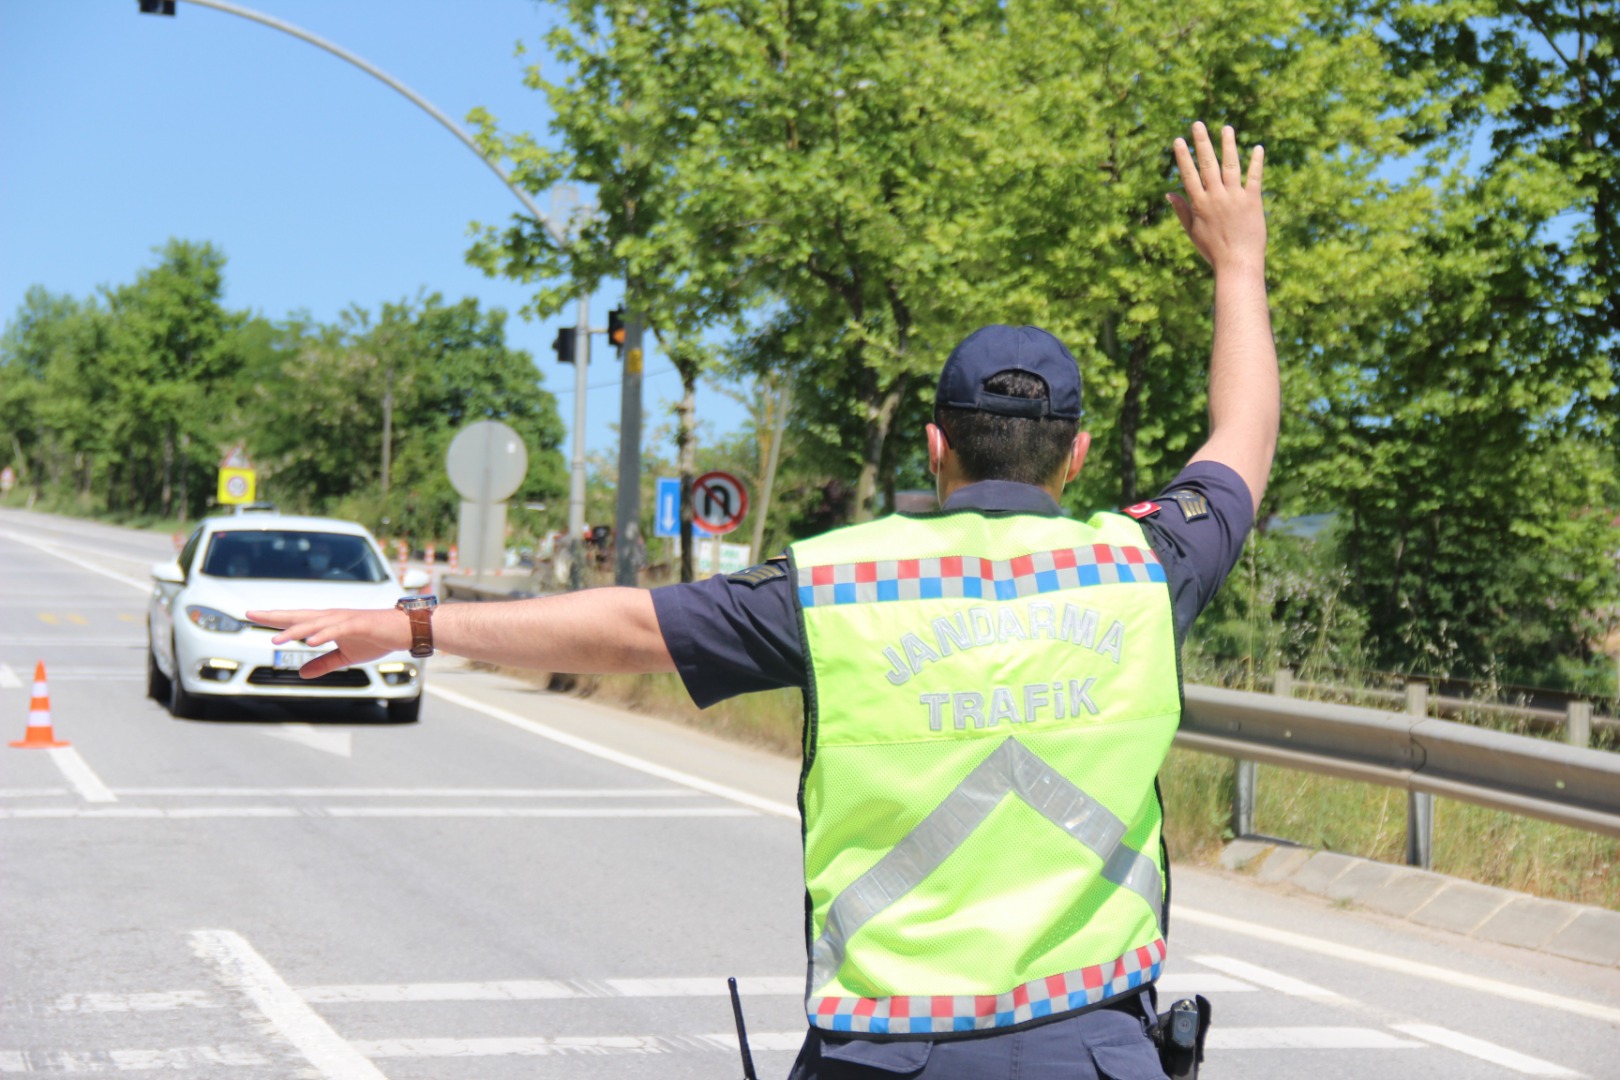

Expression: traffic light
xmin=138 ymin=0 xmax=177 ymax=13
xmin=553 ymin=326 xmax=577 ymax=364
xmin=607 ymin=308 xmax=627 ymax=351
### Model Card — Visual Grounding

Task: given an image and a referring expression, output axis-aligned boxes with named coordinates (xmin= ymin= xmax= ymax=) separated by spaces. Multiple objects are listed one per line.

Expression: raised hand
xmin=1167 ymin=121 xmax=1266 ymax=273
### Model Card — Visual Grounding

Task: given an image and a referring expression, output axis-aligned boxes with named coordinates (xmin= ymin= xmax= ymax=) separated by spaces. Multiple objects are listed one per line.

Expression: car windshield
xmin=200 ymin=530 xmax=389 ymax=583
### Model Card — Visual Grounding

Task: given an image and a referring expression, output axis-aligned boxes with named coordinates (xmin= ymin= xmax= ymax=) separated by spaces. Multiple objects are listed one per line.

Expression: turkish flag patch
xmin=1122 ymin=501 xmax=1161 ymax=520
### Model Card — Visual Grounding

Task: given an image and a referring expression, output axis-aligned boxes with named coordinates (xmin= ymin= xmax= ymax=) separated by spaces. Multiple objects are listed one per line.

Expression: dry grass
xmin=516 ymin=669 xmax=1618 ymax=912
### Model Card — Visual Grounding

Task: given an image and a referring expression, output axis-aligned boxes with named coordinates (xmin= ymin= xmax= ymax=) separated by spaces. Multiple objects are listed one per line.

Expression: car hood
xmin=185 ymin=578 xmax=402 ymax=620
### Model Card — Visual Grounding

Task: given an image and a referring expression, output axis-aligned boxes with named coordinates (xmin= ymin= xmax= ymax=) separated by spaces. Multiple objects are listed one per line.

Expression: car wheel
xmin=386 ymin=694 xmax=422 ymax=724
xmin=168 ymin=637 xmax=207 ymax=720
xmin=146 ymin=636 xmax=172 ymax=702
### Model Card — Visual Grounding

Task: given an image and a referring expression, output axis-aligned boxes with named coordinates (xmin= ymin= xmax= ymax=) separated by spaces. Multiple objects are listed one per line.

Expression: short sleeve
xmin=1138 ymin=461 xmax=1255 ymax=645
xmin=650 ymin=570 xmax=807 ymax=708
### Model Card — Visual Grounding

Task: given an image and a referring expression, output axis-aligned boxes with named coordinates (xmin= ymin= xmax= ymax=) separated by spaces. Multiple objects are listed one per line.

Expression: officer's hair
xmin=935 ymin=370 xmax=1079 ymax=486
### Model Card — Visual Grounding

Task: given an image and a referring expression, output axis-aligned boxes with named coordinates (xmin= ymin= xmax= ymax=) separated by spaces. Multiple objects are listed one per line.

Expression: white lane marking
xmin=1 ymin=805 xmax=754 ymax=820
xmin=0 ymin=1045 xmax=270 ymax=1072
xmin=0 ymin=528 xmax=151 ymax=591
xmin=29 ymin=669 xmax=144 ymax=682
xmin=46 ymin=747 xmax=117 ymax=803
xmin=4 ymin=807 xmax=301 ymax=819
xmin=112 ymin=786 xmax=701 ymax=798
xmin=1177 ymin=906 xmax=1620 ymax=1025
xmin=1188 ymin=955 xmax=1343 ymax=1000
xmin=426 ymin=683 xmax=798 ymax=819
xmin=0 ymin=788 xmax=72 ymax=797
xmin=1157 ymin=972 xmax=1257 ymax=994
xmin=604 ymin=976 xmax=803 ymax=997
xmin=109 ymin=1045 xmax=271 ymax=1070
xmin=0 ymin=636 xmax=146 ymax=647
xmin=50 ymin=990 xmax=222 ymax=1013
xmin=190 ymin=929 xmax=389 ymax=1080
xmin=300 ymin=975 xmax=802 ymax=1004
xmin=1207 ymin=1027 xmax=1424 ymax=1050
xmin=354 ymin=1036 xmax=667 ymax=1058
xmin=1392 ymin=1024 xmax=1584 ymax=1077
xmin=322 ymin=806 xmax=753 ymax=818
xmin=261 ymin=723 xmax=352 ymax=758
xmin=0 ymin=664 xmax=19 ymax=689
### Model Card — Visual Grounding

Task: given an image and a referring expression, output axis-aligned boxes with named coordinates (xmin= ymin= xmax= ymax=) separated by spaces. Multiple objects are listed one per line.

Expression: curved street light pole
xmin=160 ymin=0 xmax=593 ymax=584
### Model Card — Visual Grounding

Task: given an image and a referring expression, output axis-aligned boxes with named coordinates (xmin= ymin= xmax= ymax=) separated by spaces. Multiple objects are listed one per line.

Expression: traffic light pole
xmin=613 ymin=301 xmax=645 ymax=586
xmin=568 ymin=292 xmax=591 ymax=591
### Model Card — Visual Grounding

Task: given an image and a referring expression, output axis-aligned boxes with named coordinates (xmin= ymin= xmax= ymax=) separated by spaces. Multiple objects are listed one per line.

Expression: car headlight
xmin=185 ymin=605 xmax=247 ymax=633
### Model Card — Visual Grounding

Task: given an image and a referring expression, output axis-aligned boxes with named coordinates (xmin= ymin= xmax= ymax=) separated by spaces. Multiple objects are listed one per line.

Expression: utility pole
xmin=614 ymin=298 xmax=645 ymax=586
xmin=567 ymin=293 xmax=590 ymax=591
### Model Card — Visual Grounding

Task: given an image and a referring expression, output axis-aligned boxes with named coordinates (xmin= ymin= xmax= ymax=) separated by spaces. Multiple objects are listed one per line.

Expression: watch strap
xmin=399 ymin=602 xmax=434 ymax=658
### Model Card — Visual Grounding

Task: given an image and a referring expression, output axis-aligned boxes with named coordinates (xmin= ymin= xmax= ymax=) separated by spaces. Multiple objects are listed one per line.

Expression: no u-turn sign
xmin=692 ymin=471 xmax=748 ymax=535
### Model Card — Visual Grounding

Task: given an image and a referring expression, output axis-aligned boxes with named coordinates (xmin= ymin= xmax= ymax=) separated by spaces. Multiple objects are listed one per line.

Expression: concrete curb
xmin=1218 ymin=839 xmax=1620 ymax=969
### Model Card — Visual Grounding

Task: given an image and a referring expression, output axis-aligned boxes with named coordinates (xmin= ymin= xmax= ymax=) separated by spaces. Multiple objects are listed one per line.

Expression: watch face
xmin=398 ymin=595 xmax=438 ymax=610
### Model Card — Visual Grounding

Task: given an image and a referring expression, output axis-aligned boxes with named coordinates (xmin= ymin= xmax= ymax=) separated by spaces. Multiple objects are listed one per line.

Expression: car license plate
xmin=273 ymin=650 xmax=317 ymax=671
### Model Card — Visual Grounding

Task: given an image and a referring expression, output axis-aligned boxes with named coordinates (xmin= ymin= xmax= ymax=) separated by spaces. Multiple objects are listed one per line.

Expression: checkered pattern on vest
xmin=807 ymin=938 xmax=1166 ymax=1035
xmin=797 ymin=545 xmax=1165 ymax=608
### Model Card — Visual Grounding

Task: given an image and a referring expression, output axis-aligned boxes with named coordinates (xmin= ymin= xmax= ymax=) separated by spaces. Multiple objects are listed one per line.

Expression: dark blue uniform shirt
xmin=649 ymin=461 xmax=1254 ymax=1077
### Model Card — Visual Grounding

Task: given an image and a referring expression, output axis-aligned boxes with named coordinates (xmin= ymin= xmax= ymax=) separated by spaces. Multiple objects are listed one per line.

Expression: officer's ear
xmin=926 ymin=422 xmax=950 ymax=476
xmin=1064 ymin=431 xmax=1092 ymax=484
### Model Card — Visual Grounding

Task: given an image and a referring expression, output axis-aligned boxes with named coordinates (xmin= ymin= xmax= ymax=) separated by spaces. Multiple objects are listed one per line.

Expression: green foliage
xmin=1186 ymin=523 xmax=1372 ymax=687
xmin=0 ymin=248 xmax=567 ymax=543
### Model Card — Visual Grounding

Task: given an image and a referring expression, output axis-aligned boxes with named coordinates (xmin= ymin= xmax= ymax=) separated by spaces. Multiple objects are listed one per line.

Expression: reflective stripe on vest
xmin=810 ymin=736 xmax=1163 ymax=993
xmin=789 ymin=510 xmax=1180 ymax=1038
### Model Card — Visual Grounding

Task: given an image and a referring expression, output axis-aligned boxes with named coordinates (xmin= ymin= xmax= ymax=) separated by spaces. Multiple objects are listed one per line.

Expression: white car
xmin=147 ymin=509 xmax=430 ymax=722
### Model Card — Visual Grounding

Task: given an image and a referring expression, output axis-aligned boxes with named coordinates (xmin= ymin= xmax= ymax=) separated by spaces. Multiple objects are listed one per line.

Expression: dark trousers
xmin=786 ymin=1003 xmax=1168 ymax=1080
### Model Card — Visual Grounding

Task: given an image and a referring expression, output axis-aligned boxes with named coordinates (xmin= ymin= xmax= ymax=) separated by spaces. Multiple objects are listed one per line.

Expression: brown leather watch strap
xmin=403 ymin=605 xmax=433 ymax=658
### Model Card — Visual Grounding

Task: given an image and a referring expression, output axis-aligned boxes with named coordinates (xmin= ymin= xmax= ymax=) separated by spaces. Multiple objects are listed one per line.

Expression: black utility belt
xmin=1144 ymin=992 xmax=1211 ymax=1079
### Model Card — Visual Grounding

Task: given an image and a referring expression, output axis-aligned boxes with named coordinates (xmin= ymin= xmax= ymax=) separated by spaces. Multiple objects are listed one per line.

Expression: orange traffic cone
xmin=11 ymin=661 xmax=68 ymax=749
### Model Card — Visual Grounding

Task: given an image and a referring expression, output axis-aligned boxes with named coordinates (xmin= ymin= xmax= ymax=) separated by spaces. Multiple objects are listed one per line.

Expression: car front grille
xmin=246 ymin=667 xmax=371 ymax=689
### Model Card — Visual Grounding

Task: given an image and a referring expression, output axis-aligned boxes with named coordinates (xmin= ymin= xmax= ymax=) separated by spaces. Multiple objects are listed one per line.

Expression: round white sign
xmin=692 ymin=470 xmax=749 ymax=535
xmin=446 ymin=420 xmax=528 ymax=502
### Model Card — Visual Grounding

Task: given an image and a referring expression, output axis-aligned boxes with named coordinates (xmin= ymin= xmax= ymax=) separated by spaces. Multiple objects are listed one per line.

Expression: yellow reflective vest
xmin=787 ymin=508 xmax=1179 ymax=1038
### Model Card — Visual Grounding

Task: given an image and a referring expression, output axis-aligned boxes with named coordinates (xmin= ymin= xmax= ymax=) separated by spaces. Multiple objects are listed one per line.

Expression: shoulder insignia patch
xmin=727 ymin=560 xmax=788 ymax=588
xmin=1163 ymin=490 xmax=1211 ymax=522
xmin=1122 ymin=501 xmax=1161 ymax=520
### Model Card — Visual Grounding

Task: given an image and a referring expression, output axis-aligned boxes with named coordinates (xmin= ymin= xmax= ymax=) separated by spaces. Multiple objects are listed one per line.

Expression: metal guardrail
xmin=1293 ymin=680 xmax=1619 ymax=740
xmin=1175 ymin=683 xmax=1620 ymax=844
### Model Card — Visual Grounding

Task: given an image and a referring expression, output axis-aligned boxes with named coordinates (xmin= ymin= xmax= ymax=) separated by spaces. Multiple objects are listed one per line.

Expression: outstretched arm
xmin=248 ymin=587 xmax=675 ymax=680
xmin=1168 ymin=121 xmax=1278 ymax=514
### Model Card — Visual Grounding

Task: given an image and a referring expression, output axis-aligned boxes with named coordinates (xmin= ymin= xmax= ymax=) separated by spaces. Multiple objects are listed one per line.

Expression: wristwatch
xmin=395 ymin=595 xmax=438 ymax=658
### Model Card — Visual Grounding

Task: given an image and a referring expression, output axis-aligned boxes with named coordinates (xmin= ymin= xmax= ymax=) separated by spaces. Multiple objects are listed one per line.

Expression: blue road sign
xmin=655 ymin=477 xmax=681 ymax=538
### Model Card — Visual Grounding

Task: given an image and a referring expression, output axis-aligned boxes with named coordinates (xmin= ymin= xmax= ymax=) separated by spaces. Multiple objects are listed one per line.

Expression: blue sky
xmin=0 ymin=0 xmax=743 ymax=459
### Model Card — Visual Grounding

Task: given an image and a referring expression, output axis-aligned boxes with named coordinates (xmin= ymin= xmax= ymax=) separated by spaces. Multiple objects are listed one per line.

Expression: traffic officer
xmin=251 ymin=120 xmax=1275 ymax=1080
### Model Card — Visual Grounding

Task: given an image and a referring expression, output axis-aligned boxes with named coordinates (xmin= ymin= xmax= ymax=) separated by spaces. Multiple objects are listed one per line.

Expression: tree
xmin=1383 ymin=0 xmax=1618 ymax=418
xmin=242 ymin=295 xmax=568 ymax=542
xmin=97 ymin=240 xmax=239 ymax=520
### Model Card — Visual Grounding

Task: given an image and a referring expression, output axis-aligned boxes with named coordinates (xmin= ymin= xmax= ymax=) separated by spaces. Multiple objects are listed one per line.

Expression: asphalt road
xmin=2 ymin=507 xmax=1617 ymax=1079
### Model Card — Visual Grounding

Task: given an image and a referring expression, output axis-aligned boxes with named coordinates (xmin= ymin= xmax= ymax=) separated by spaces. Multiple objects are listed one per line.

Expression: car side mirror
xmin=151 ymin=560 xmax=185 ymax=584
xmin=400 ymin=568 xmax=431 ymax=592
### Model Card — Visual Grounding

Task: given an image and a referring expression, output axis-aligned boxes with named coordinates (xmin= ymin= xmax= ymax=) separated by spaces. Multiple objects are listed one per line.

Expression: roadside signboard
xmin=217 ymin=444 xmax=256 ymax=506
xmin=654 ymin=477 xmax=681 ymax=538
xmin=692 ymin=470 xmax=748 ymax=535
xmin=0 ymin=466 xmax=14 ymax=493
xmin=216 ymin=467 xmax=256 ymax=505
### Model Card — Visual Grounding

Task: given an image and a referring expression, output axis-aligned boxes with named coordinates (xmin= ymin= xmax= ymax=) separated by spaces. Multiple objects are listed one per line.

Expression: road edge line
xmin=424 ymin=683 xmax=798 ymax=819
xmin=1176 ymin=905 xmax=1620 ymax=1024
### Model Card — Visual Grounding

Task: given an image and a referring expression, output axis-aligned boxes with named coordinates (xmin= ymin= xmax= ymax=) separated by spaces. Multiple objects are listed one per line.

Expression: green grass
xmin=1157 ymin=748 xmax=1619 ymax=910
xmin=539 ymin=670 xmax=1618 ymax=912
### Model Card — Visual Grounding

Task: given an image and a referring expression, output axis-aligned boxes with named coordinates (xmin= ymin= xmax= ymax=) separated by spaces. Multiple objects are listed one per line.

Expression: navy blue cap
xmin=935 ymin=325 xmax=1082 ymax=420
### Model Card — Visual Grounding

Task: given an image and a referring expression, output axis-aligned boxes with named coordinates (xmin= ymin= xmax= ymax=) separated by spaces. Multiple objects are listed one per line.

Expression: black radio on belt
xmin=1151 ymin=994 xmax=1211 ymax=1079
